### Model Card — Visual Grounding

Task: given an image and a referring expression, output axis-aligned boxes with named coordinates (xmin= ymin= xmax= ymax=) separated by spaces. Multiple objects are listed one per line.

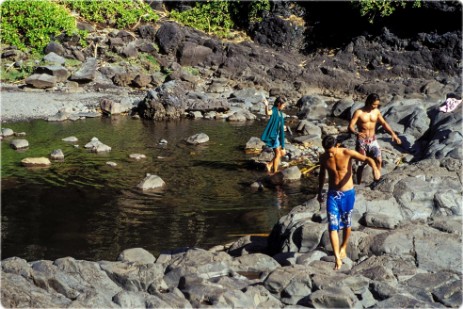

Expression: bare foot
xmin=334 ymin=257 xmax=342 ymax=270
xmin=265 ymin=162 xmax=272 ymax=173
xmin=339 ymin=248 xmax=347 ymax=259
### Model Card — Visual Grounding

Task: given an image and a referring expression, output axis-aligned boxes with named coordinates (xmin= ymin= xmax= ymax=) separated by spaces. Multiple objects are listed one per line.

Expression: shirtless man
xmin=317 ymin=135 xmax=381 ymax=270
xmin=348 ymin=93 xmax=401 ymax=184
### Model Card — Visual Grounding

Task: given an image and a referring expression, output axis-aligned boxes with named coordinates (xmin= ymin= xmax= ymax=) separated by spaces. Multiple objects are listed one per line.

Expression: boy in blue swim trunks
xmin=317 ymin=135 xmax=381 ymax=270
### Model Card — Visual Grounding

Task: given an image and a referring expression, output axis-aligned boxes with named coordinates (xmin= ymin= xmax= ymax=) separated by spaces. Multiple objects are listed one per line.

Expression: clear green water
xmin=1 ymin=117 xmax=316 ymax=261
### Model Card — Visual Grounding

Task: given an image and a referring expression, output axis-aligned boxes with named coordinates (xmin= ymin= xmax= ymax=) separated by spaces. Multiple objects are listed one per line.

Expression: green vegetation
xmin=169 ymin=0 xmax=270 ymax=38
xmin=60 ymin=0 xmax=159 ymax=29
xmin=138 ymin=53 xmax=161 ymax=72
xmin=0 ymin=0 xmax=79 ymax=52
xmin=170 ymin=1 xmax=235 ymax=38
xmin=247 ymin=0 xmax=271 ymax=23
xmin=1 ymin=55 xmax=42 ymax=82
xmin=356 ymin=0 xmax=421 ymax=23
xmin=0 ymin=0 xmax=159 ymax=53
xmin=184 ymin=66 xmax=200 ymax=76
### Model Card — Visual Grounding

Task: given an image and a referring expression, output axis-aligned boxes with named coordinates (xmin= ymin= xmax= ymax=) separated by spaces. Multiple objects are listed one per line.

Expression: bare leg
xmin=273 ymin=147 xmax=283 ymax=173
xmin=329 ymin=230 xmax=342 ymax=270
xmin=356 ymin=164 xmax=365 ymax=184
xmin=339 ymin=227 xmax=351 ymax=259
xmin=375 ymin=157 xmax=382 ymax=169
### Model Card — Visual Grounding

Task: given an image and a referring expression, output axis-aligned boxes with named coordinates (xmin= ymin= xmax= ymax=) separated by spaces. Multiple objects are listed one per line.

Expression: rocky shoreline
xmin=1 ymin=1 xmax=462 ymax=308
xmin=2 ymin=156 xmax=462 ymax=308
xmin=1 ymin=82 xmax=462 ymax=308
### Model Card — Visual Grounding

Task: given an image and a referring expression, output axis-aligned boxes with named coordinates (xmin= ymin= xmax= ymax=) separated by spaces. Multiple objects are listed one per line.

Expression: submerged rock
xmin=21 ymin=157 xmax=51 ymax=167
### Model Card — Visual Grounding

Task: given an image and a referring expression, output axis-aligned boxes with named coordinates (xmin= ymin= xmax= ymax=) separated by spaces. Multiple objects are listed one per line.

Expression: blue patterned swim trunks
xmin=327 ymin=188 xmax=356 ymax=231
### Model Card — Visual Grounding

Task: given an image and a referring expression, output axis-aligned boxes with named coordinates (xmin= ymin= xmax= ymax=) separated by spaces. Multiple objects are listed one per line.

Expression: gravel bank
xmin=0 ymin=87 xmax=107 ymax=123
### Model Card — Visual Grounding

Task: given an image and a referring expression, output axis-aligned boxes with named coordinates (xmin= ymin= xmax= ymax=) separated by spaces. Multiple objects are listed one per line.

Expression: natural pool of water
xmin=1 ymin=116 xmax=317 ymax=261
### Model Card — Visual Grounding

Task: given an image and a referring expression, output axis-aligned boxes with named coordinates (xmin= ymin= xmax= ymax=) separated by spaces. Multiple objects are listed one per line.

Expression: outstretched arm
xmin=377 ymin=113 xmax=401 ymax=144
xmin=317 ymin=161 xmax=326 ymax=203
xmin=347 ymin=149 xmax=381 ymax=181
xmin=263 ymin=99 xmax=273 ymax=116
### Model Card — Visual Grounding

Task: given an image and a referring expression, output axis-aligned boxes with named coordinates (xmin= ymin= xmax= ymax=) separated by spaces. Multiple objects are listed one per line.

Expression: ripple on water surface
xmin=1 ymin=117 xmax=317 ymax=261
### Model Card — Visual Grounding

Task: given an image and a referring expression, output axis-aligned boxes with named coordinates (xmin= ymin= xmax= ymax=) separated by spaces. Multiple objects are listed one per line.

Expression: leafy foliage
xmin=170 ymin=1 xmax=235 ymax=38
xmin=0 ymin=0 xmax=78 ymax=52
xmin=356 ymin=0 xmax=421 ymax=23
xmin=60 ymin=0 xmax=159 ymax=29
xmin=247 ymin=0 xmax=271 ymax=23
xmin=169 ymin=0 xmax=270 ymax=38
xmin=1 ymin=55 xmax=42 ymax=82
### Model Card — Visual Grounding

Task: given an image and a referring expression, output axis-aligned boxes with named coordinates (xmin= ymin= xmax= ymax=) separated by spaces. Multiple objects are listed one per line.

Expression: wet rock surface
xmin=1 ymin=2 xmax=461 ymax=307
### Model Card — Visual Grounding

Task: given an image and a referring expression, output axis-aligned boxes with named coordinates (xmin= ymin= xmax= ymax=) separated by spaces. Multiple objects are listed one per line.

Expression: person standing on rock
xmin=261 ymin=96 xmax=287 ymax=174
xmin=348 ymin=93 xmax=401 ymax=184
xmin=317 ymin=135 xmax=381 ymax=270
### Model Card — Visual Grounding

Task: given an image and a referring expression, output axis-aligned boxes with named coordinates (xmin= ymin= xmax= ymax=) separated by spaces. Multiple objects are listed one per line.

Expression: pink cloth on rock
xmin=439 ymin=98 xmax=462 ymax=113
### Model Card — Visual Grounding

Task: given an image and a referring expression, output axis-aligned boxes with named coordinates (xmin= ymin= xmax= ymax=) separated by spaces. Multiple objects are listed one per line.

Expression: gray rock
xmin=430 ymin=276 xmax=463 ymax=307
xmin=128 ymin=153 xmax=146 ymax=160
xmin=100 ymin=98 xmax=125 ymax=115
xmin=1 ymin=128 xmax=14 ymax=137
xmin=264 ymin=264 xmax=316 ymax=295
xmin=47 ymin=110 xmax=70 ymax=121
xmin=137 ymin=174 xmax=166 ymax=191
xmin=373 ymin=294 xmax=444 ymax=308
xmin=296 ymin=95 xmax=329 ymax=120
xmin=25 ymin=73 xmax=56 ymax=89
xmin=296 ymin=119 xmax=322 ymax=137
xmin=35 ymin=65 xmax=69 ymax=82
xmin=227 ymin=235 xmax=268 ymax=256
xmin=112 ymin=290 xmax=146 ymax=307
xmin=1 ymin=271 xmax=72 ymax=308
xmin=2 ymin=257 xmax=32 ymax=278
xmin=243 ymin=285 xmax=283 ymax=308
xmin=117 ymin=248 xmax=156 ymax=264
xmin=177 ymin=275 xmax=226 ymax=307
xmin=54 ymin=257 xmax=121 ymax=297
xmin=50 ymin=149 xmax=64 ymax=160
xmin=21 ymin=157 xmax=51 ymax=167
xmin=230 ymin=253 xmax=280 ymax=274
xmin=70 ymin=58 xmax=97 ymax=82
xmin=332 ymin=97 xmax=355 ymax=119
xmin=429 ymin=216 xmax=462 ymax=235
xmin=10 ymin=139 xmax=29 ymax=149
xmin=43 ymin=51 xmax=65 ymax=64
xmin=363 ymin=212 xmax=400 ymax=229
xmin=245 ymin=136 xmax=266 ymax=151
xmin=156 ymin=22 xmax=184 ymax=54
xmin=62 ymin=136 xmax=78 ymax=142
xmin=305 ymin=285 xmax=360 ymax=308
xmin=413 ymin=226 xmax=462 ymax=273
xmin=281 ymin=165 xmax=301 ymax=181
xmin=148 ymin=287 xmax=192 ymax=308
xmin=99 ymin=260 xmax=166 ymax=292
xmin=295 ymin=250 xmax=327 ymax=265
xmin=84 ymin=137 xmax=111 ymax=153
xmin=186 ymin=132 xmax=209 ymax=145
xmin=393 ymin=176 xmax=437 ymax=220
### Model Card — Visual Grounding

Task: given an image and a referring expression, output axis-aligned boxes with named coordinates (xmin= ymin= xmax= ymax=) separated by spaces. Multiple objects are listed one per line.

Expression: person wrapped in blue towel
xmin=261 ymin=96 xmax=287 ymax=173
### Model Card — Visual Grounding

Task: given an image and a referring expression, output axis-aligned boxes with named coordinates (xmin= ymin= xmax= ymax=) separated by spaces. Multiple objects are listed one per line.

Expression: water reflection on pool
xmin=1 ymin=116 xmax=317 ymax=261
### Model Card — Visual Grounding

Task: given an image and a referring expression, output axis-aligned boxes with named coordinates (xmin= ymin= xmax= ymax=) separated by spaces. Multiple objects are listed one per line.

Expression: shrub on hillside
xmin=60 ymin=0 xmax=159 ymax=29
xmin=0 ymin=0 xmax=79 ymax=53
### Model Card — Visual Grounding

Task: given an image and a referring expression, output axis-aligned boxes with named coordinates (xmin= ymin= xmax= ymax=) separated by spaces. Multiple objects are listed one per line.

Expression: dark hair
xmin=273 ymin=96 xmax=286 ymax=107
xmin=447 ymin=93 xmax=462 ymax=100
xmin=322 ymin=135 xmax=337 ymax=149
xmin=365 ymin=93 xmax=380 ymax=107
